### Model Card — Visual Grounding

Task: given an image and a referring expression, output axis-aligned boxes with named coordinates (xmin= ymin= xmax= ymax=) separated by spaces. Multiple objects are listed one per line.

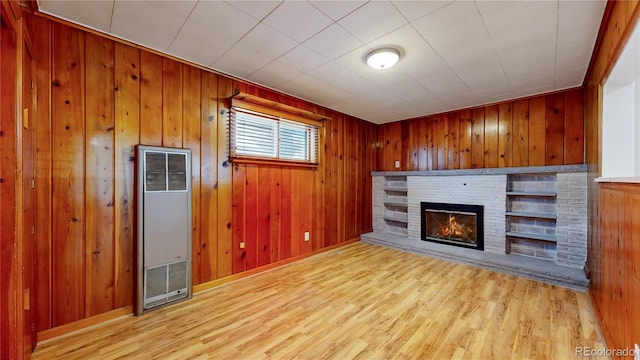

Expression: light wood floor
xmin=32 ymin=242 xmax=607 ymax=360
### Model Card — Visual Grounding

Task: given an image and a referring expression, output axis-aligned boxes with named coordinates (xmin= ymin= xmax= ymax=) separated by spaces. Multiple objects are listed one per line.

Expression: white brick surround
xmin=407 ymin=175 xmax=507 ymax=254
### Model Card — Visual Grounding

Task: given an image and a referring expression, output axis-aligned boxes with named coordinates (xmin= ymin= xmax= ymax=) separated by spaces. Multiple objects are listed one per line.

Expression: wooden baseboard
xmin=37 ymin=306 xmax=134 ymax=343
xmin=36 ymin=238 xmax=360 ymax=343
xmin=193 ymin=237 xmax=360 ymax=293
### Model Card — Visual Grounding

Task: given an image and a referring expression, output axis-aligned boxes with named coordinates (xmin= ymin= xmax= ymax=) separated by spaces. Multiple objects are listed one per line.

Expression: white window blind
xmin=230 ymin=107 xmax=320 ymax=164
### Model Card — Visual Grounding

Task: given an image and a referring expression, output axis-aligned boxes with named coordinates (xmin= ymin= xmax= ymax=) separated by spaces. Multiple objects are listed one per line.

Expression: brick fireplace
xmin=365 ymin=165 xmax=589 ymax=288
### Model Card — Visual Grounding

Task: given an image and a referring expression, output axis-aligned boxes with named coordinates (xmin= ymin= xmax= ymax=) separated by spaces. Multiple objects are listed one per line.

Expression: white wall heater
xmin=135 ymin=145 xmax=192 ymax=314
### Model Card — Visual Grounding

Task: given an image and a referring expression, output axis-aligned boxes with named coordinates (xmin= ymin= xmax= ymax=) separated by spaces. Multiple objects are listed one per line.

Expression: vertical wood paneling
xmin=564 ymin=89 xmax=584 ymax=164
xmin=326 ymin=117 xmax=338 ymax=245
xmin=459 ymin=110 xmax=472 ymax=169
xmin=0 ymin=22 xmax=19 ymax=359
xmin=199 ymin=72 xmax=218 ymax=282
xmin=29 ymin=15 xmax=378 ymax=334
xmin=427 ymin=118 xmax=435 ymax=170
xmin=377 ymin=90 xmax=584 ymax=172
xmin=484 ymin=105 xmax=499 ymax=168
xmin=512 ymin=99 xmax=529 ymax=167
xmin=244 ymin=166 xmax=258 ymax=270
xmin=418 ymin=118 xmax=429 ymax=171
xmin=448 ymin=113 xmax=460 ymax=170
xmin=113 ymin=43 xmax=139 ymax=308
xmin=32 ymin=15 xmax=53 ymax=332
xmin=280 ymin=170 xmax=292 ymax=259
xmin=84 ymin=33 xmax=115 ymax=317
xmin=437 ymin=115 xmax=447 ymax=170
xmin=585 ymin=2 xmax=640 ymax=356
xmin=51 ymin=23 xmax=86 ymax=326
xmin=139 ymin=51 xmax=162 ymax=146
xmin=545 ymin=93 xmax=565 ymax=165
xmin=216 ymin=77 xmax=233 ymax=278
xmin=231 ymin=165 xmax=246 ymax=274
xmin=269 ymin=168 xmax=281 ymax=262
xmin=597 ymin=183 xmax=640 ymax=354
xmin=528 ymin=97 xmax=546 ymax=166
xmin=498 ymin=103 xmax=512 ymax=168
xmin=182 ymin=66 xmax=201 ymax=284
xmin=471 ymin=108 xmax=485 ymax=169
xmin=162 ymin=59 xmax=182 ymax=148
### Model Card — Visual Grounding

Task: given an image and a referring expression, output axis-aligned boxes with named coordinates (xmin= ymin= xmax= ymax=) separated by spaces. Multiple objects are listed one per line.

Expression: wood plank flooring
xmin=31 ymin=242 xmax=607 ymax=359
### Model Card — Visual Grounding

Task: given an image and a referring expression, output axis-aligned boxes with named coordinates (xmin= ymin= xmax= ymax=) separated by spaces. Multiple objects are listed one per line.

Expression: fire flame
xmin=438 ymin=216 xmax=463 ymax=237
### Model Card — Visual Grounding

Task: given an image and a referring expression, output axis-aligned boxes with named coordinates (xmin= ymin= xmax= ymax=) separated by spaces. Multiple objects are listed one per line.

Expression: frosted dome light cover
xmin=366 ymin=48 xmax=400 ymax=69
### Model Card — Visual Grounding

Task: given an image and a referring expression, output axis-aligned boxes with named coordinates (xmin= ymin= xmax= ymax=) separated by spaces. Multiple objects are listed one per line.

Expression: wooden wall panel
xmin=0 ymin=20 xmax=19 ymax=360
xmin=161 ymin=58 xmax=182 ymax=148
xmin=30 ymin=14 xmax=377 ymax=336
xmin=471 ymin=108 xmax=485 ymax=169
xmin=584 ymin=1 xmax=640 ymax=357
xmin=484 ymin=105 xmax=499 ymax=168
xmin=448 ymin=113 xmax=460 ymax=170
xmin=375 ymin=89 xmax=585 ymax=171
xmin=596 ymin=183 xmax=640 ymax=355
xmin=113 ymin=42 xmax=139 ymax=308
xmin=512 ymin=99 xmax=529 ymax=167
xmin=544 ymin=93 xmax=564 ymax=165
xmin=51 ymin=23 xmax=86 ymax=327
xmin=564 ymin=89 xmax=584 ymax=165
xmin=459 ymin=110 xmax=472 ymax=169
xmin=198 ymin=72 xmax=218 ymax=282
xmin=528 ymin=96 xmax=546 ymax=166
xmin=182 ymin=65 xmax=201 ymax=284
xmin=216 ymin=77 xmax=233 ymax=278
xmin=84 ymin=33 xmax=115 ymax=317
xmin=32 ymin=15 xmax=53 ymax=332
xmin=498 ymin=103 xmax=512 ymax=168
xmin=139 ymin=51 xmax=162 ymax=146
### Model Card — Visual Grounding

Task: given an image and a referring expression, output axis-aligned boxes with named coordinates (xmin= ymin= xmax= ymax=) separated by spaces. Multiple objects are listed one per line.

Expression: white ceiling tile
xmin=111 ymin=0 xmax=186 ymax=51
xmin=38 ymin=0 xmax=114 ymax=32
xmin=247 ymin=61 xmax=302 ymax=88
xmin=240 ymin=23 xmax=298 ymax=59
xmin=146 ymin=0 xmax=197 ymax=19
xmin=263 ymin=2 xmax=333 ymax=43
xmin=187 ymin=1 xmax=258 ymax=42
xmin=392 ymin=0 xmax=453 ymax=22
xmin=308 ymin=0 xmax=367 ymax=21
xmin=278 ymin=45 xmax=329 ymax=73
xmin=213 ymin=44 xmax=271 ymax=79
xmin=413 ymin=1 xmax=493 ymax=67
xmin=304 ymin=24 xmax=363 ymax=60
xmin=338 ymin=1 xmax=407 ymax=43
xmin=167 ymin=21 xmax=234 ymax=67
xmin=225 ymin=0 xmax=282 ymax=20
xmin=279 ymin=74 xmax=353 ymax=105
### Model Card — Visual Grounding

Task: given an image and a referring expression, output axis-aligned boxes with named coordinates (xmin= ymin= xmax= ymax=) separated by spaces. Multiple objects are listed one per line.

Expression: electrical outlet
xmin=304 ymin=232 xmax=310 ymax=241
xmin=239 ymin=242 xmax=245 ymax=249
xmin=394 ymin=160 xmax=400 ymax=168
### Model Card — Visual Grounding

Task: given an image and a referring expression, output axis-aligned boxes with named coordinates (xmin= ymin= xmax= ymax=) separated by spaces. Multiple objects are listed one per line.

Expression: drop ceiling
xmin=37 ymin=0 xmax=606 ymax=124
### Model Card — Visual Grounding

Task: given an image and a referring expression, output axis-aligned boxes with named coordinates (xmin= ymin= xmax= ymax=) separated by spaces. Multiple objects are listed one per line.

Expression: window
xmin=601 ymin=20 xmax=640 ymax=180
xmin=230 ymin=107 xmax=320 ymax=165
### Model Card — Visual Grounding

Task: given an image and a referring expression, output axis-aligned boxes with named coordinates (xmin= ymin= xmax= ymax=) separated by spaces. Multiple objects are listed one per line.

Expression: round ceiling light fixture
xmin=365 ymin=47 xmax=400 ymax=70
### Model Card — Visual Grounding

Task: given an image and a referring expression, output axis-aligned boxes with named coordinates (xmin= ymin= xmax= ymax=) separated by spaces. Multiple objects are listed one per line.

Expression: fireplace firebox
xmin=421 ymin=202 xmax=484 ymax=251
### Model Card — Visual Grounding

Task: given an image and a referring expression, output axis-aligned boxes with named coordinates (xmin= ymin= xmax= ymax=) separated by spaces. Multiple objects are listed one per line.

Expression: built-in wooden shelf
xmin=506 ymin=231 xmax=557 ymax=243
xmin=505 ymin=211 xmax=557 ymax=220
xmin=506 ymin=191 xmax=557 ymax=197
